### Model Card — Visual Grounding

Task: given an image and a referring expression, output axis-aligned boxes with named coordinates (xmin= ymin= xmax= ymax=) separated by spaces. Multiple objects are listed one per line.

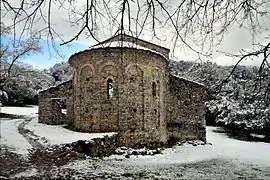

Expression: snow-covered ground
xmin=1 ymin=106 xmax=270 ymax=179
xmin=1 ymin=106 xmax=116 ymax=151
xmin=207 ymin=126 xmax=270 ymax=166
xmin=1 ymin=106 xmax=38 ymax=116
xmin=1 ymin=106 xmax=270 ymax=165
xmin=1 ymin=106 xmax=37 ymax=155
xmin=0 ymin=118 xmax=32 ymax=155
xmin=25 ymin=117 xmax=116 ymax=146
xmin=105 ymin=126 xmax=270 ymax=167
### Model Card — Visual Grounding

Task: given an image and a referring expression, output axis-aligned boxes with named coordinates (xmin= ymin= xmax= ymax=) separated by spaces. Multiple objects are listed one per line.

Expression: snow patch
xmin=107 ymin=142 xmax=216 ymax=167
xmin=12 ymin=168 xmax=38 ymax=178
xmin=25 ymin=117 xmax=117 ymax=146
xmin=174 ymin=75 xmax=205 ymax=87
xmin=206 ymin=126 xmax=270 ymax=166
xmin=106 ymin=127 xmax=270 ymax=167
xmin=0 ymin=119 xmax=32 ymax=155
xmin=1 ymin=106 xmax=38 ymax=116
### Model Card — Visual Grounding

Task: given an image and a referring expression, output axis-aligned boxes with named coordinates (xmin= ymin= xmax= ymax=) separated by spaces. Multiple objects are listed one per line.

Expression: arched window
xmin=107 ymin=78 xmax=113 ymax=99
xmin=152 ymin=82 xmax=156 ymax=97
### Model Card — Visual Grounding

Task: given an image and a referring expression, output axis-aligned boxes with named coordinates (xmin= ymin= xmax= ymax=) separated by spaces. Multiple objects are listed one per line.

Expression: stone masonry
xmin=39 ymin=80 xmax=73 ymax=125
xmin=38 ymin=34 xmax=207 ymax=147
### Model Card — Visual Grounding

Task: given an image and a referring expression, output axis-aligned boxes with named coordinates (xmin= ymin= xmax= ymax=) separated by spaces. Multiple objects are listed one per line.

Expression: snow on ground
xmin=0 ymin=106 xmax=38 ymax=116
xmin=1 ymin=106 xmax=116 ymax=152
xmin=106 ymin=126 xmax=270 ymax=167
xmin=1 ymin=106 xmax=37 ymax=155
xmin=1 ymin=106 xmax=270 ymax=167
xmin=25 ymin=117 xmax=116 ymax=146
xmin=12 ymin=168 xmax=38 ymax=178
xmin=206 ymin=126 xmax=270 ymax=165
xmin=0 ymin=119 xmax=32 ymax=155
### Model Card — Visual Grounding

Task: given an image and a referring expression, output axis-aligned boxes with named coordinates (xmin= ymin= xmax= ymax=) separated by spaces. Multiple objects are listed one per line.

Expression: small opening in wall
xmin=86 ymin=77 xmax=90 ymax=81
xmin=195 ymin=109 xmax=198 ymax=113
xmin=107 ymin=78 xmax=113 ymax=99
xmin=133 ymin=108 xmax=137 ymax=113
xmin=154 ymin=109 xmax=157 ymax=114
xmin=54 ymin=98 xmax=67 ymax=115
xmin=152 ymin=82 xmax=156 ymax=97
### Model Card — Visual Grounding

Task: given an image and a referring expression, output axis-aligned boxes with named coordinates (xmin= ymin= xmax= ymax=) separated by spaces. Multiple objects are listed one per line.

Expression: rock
xmin=177 ymin=142 xmax=184 ymax=146
xmin=139 ymin=148 xmax=147 ymax=155
xmin=85 ymin=140 xmax=92 ymax=144
xmin=131 ymin=150 xmax=139 ymax=155
xmin=120 ymin=147 xmax=128 ymax=151
xmin=147 ymin=150 xmax=153 ymax=155
xmin=152 ymin=149 xmax=158 ymax=155
xmin=127 ymin=149 xmax=133 ymax=155
xmin=199 ymin=141 xmax=205 ymax=145
xmin=115 ymin=148 xmax=125 ymax=155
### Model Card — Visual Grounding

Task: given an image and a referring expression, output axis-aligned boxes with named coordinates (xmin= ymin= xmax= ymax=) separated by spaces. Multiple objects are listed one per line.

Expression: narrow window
xmin=152 ymin=82 xmax=156 ymax=97
xmin=107 ymin=78 xmax=113 ymax=99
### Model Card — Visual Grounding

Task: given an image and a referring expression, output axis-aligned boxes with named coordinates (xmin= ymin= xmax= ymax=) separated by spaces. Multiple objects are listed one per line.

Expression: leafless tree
xmin=1 ymin=0 xmax=269 ymax=105
xmin=0 ymin=22 xmax=42 ymax=91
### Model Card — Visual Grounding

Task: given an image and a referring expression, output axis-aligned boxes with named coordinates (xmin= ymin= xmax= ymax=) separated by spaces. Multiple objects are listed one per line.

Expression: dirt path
xmin=0 ymin=146 xmax=30 ymax=179
xmin=17 ymin=116 xmax=44 ymax=150
xmin=0 ymin=117 xmax=35 ymax=178
xmin=0 ymin=116 xmax=46 ymax=179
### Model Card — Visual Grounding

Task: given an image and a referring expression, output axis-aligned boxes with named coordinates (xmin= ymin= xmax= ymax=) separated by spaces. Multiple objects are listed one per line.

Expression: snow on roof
xmin=89 ymin=41 xmax=169 ymax=60
xmin=91 ymin=34 xmax=170 ymax=51
xmin=39 ymin=80 xmax=72 ymax=93
xmin=171 ymin=74 xmax=205 ymax=87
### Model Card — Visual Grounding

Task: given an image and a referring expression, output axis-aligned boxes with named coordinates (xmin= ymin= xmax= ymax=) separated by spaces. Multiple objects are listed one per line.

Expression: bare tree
xmin=0 ymin=22 xmax=42 ymax=92
xmin=1 ymin=0 xmax=269 ymax=104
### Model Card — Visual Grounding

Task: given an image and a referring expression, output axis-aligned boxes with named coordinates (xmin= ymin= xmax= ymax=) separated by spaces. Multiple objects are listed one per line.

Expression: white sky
xmin=1 ymin=0 xmax=270 ymax=68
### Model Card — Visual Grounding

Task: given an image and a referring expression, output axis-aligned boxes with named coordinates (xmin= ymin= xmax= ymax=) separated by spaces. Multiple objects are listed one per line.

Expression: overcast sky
xmin=1 ymin=0 xmax=270 ymax=69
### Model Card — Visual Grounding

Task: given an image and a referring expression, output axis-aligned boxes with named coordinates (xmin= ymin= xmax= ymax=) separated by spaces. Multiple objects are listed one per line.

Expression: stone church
xmin=38 ymin=34 xmax=207 ymax=147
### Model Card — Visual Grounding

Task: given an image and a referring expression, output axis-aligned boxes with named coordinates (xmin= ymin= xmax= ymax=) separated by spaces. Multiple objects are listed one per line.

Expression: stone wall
xmin=38 ymin=44 xmax=208 ymax=147
xmin=38 ymin=80 xmax=73 ymax=125
xmin=69 ymin=47 xmax=168 ymax=146
xmin=71 ymin=133 xmax=165 ymax=158
xmin=166 ymin=75 xmax=207 ymax=142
